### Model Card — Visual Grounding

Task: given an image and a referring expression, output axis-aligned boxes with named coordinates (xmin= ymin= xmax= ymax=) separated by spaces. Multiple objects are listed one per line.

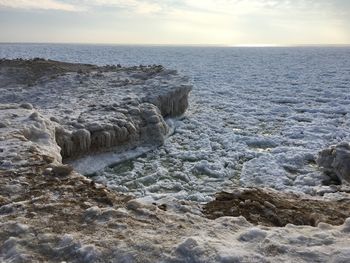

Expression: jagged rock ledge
xmin=0 ymin=59 xmax=192 ymax=173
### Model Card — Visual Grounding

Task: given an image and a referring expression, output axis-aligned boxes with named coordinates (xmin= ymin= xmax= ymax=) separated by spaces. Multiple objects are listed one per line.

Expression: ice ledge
xmin=0 ymin=59 xmax=192 ymax=172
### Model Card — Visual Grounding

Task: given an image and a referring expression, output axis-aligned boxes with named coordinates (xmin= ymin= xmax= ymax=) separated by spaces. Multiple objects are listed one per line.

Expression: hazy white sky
xmin=0 ymin=0 xmax=349 ymax=45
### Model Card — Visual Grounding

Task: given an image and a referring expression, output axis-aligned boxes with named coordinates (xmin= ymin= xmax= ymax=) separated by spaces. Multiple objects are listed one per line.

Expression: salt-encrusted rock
xmin=317 ymin=142 xmax=350 ymax=184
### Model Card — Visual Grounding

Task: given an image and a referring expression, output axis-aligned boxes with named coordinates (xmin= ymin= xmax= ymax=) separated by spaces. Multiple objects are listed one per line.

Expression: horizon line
xmin=1 ymin=42 xmax=350 ymax=48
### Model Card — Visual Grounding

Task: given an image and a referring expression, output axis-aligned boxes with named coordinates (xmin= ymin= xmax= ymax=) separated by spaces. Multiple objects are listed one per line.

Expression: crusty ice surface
xmin=2 ymin=102 xmax=349 ymax=262
xmin=1 ymin=48 xmax=350 ymax=262
xmin=0 ymin=59 xmax=191 ymax=171
xmin=90 ymin=51 xmax=350 ymax=202
xmin=2 ymin=203 xmax=350 ymax=262
xmin=2 ymin=47 xmax=350 ymax=202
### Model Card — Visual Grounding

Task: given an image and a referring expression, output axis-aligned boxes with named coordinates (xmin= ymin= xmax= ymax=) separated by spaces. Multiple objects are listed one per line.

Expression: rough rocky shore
xmin=1 ymin=59 xmax=350 ymax=262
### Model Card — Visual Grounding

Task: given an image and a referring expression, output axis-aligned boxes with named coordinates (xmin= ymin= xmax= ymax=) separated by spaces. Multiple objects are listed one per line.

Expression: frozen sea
xmin=1 ymin=44 xmax=350 ymax=202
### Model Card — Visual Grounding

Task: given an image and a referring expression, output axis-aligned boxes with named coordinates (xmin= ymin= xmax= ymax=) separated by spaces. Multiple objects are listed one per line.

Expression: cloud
xmin=73 ymin=0 xmax=163 ymax=14
xmin=1 ymin=0 xmax=349 ymax=16
xmin=0 ymin=0 xmax=349 ymax=44
xmin=0 ymin=0 xmax=79 ymax=11
xmin=108 ymin=0 xmax=162 ymax=14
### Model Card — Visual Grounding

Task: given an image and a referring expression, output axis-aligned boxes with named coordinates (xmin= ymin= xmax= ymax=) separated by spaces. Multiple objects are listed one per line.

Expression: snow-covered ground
xmin=2 ymin=45 xmax=350 ymax=202
xmin=2 ymin=100 xmax=349 ymax=263
xmin=86 ymin=47 xmax=350 ymax=202
xmin=1 ymin=46 xmax=350 ymax=263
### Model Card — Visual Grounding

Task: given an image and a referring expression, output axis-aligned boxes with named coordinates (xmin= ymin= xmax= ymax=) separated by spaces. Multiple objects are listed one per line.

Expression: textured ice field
xmin=2 ymin=45 xmax=350 ymax=201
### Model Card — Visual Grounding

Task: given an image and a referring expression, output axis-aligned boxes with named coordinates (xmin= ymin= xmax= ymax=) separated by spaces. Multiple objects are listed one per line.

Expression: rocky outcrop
xmin=203 ymin=188 xmax=350 ymax=227
xmin=317 ymin=142 xmax=350 ymax=185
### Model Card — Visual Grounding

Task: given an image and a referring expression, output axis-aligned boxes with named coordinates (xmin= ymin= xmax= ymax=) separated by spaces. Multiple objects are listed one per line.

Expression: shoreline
xmin=1 ymin=59 xmax=350 ymax=262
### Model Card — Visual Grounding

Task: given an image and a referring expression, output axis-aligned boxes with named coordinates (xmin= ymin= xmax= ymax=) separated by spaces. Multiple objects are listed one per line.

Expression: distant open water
xmin=2 ymin=44 xmax=350 ymax=91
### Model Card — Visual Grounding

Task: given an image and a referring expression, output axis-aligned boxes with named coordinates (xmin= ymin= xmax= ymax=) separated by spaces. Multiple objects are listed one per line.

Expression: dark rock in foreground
xmin=317 ymin=142 xmax=350 ymax=185
xmin=204 ymin=187 xmax=350 ymax=227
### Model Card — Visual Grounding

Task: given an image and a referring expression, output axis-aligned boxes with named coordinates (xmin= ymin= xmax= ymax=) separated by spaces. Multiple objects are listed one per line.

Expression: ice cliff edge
xmin=0 ymin=59 xmax=192 ymax=172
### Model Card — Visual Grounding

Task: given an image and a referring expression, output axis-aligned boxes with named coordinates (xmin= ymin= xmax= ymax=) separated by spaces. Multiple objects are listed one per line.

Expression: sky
xmin=0 ymin=0 xmax=349 ymax=45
